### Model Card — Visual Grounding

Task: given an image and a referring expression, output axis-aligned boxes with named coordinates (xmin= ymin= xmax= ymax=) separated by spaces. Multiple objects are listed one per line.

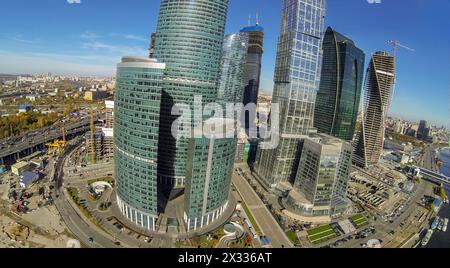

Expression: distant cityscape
xmin=0 ymin=0 xmax=449 ymax=250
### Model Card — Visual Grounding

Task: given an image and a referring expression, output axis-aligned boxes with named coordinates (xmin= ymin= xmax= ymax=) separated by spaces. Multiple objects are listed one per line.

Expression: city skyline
xmin=0 ymin=0 xmax=449 ymax=251
xmin=0 ymin=1 xmax=449 ymax=129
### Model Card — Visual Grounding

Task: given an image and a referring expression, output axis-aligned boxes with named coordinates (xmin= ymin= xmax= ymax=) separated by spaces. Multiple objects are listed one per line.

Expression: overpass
xmin=0 ymin=117 xmax=96 ymax=165
xmin=412 ymin=166 xmax=450 ymax=186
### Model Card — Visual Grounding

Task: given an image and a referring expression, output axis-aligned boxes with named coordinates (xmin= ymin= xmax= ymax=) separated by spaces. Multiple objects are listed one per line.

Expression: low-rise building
xmin=11 ymin=161 xmax=30 ymax=176
xmin=19 ymin=171 xmax=40 ymax=188
xmin=84 ymin=90 xmax=109 ymax=101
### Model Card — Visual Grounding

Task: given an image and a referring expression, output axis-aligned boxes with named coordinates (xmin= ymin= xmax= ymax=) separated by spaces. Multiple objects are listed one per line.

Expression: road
xmin=422 ymin=145 xmax=438 ymax=171
xmin=232 ymin=170 xmax=293 ymax=248
xmin=0 ymin=118 xmax=94 ymax=160
xmin=52 ymin=143 xmax=119 ymax=248
xmin=339 ymin=179 xmax=432 ymax=248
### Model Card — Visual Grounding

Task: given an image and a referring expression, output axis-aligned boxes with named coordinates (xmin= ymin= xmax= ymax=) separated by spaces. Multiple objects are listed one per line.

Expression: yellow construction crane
xmin=46 ymin=127 xmax=67 ymax=156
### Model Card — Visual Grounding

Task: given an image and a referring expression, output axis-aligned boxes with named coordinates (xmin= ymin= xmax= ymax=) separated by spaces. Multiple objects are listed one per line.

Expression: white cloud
xmin=80 ymin=31 xmax=148 ymax=56
xmin=67 ymin=0 xmax=81 ymax=4
xmin=0 ymin=50 xmax=116 ymax=76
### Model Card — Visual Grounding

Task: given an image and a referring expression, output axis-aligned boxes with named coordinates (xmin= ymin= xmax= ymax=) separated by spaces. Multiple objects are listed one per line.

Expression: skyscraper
xmin=182 ymin=32 xmax=248 ymax=231
xmin=353 ymin=51 xmax=395 ymax=168
xmin=115 ymin=0 xmax=235 ymax=232
xmin=255 ymin=0 xmax=326 ymax=188
xmin=154 ymin=0 xmax=228 ymax=189
xmin=217 ymin=33 xmax=249 ymax=105
xmin=283 ymin=134 xmax=352 ymax=218
xmin=314 ymin=27 xmax=365 ymax=141
xmin=417 ymin=120 xmax=429 ymax=141
xmin=115 ymin=57 xmax=166 ymax=231
xmin=184 ymin=119 xmax=237 ymax=231
xmin=240 ymin=23 xmax=264 ymax=130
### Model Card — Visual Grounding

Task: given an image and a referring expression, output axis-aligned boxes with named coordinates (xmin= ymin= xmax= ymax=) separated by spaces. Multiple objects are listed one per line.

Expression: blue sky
xmin=0 ymin=0 xmax=449 ymax=127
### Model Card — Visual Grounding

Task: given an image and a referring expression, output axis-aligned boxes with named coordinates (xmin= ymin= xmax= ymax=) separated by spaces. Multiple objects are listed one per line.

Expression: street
xmin=232 ymin=170 xmax=293 ymax=248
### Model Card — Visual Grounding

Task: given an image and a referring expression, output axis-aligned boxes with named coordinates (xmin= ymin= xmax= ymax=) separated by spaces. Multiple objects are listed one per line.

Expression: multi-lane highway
xmin=0 ymin=115 xmax=101 ymax=164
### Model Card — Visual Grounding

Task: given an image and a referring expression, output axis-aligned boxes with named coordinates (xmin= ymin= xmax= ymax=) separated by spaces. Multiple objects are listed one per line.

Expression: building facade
xmin=314 ymin=27 xmax=365 ymax=141
xmin=184 ymin=119 xmax=236 ymax=231
xmin=255 ymin=0 xmax=326 ymax=188
xmin=102 ymin=100 xmax=115 ymax=161
xmin=240 ymin=24 xmax=264 ymax=130
xmin=114 ymin=57 xmax=166 ymax=231
xmin=417 ymin=120 xmax=429 ymax=141
xmin=115 ymin=0 xmax=235 ymax=233
xmin=353 ymin=51 xmax=395 ymax=168
xmin=154 ymin=0 xmax=229 ymax=188
xmin=284 ymin=134 xmax=352 ymax=217
xmin=217 ymin=33 xmax=249 ymax=105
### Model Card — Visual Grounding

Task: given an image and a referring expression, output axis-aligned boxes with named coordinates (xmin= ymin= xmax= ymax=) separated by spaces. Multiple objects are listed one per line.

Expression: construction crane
xmin=89 ymin=110 xmax=96 ymax=164
xmin=46 ymin=127 xmax=67 ymax=156
xmin=387 ymin=40 xmax=415 ymax=105
xmin=387 ymin=40 xmax=415 ymax=78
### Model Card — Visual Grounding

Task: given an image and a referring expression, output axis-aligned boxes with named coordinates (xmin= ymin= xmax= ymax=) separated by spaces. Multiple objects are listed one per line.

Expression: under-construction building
xmin=102 ymin=100 xmax=115 ymax=161
xmin=353 ymin=51 xmax=395 ymax=168
xmin=86 ymin=129 xmax=104 ymax=163
xmin=85 ymin=100 xmax=115 ymax=163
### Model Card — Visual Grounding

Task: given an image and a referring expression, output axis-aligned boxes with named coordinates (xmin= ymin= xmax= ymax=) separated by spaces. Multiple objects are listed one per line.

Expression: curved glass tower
xmin=154 ymin=0 xmax=229 ymax=188
xmin=115 ymin=57 xmax=166 ymax=231
xmin=115 ymin=0 xmax=232 ymax=233
xmin=314 ymin=27 xmax=365 ymax=141
xmin=217 ymin=33 xmax=249 ymax=104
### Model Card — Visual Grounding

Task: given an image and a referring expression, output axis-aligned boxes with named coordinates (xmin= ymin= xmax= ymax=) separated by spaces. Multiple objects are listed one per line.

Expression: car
xmin=88 ymin=237 xmax=94 ymax=243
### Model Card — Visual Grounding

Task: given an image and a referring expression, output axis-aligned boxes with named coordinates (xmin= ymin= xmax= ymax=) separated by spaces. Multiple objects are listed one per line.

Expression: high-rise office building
xmin=241 ymin=23 xmax=264 ymax=129
xmin=154 ymin=0 xmax=228 ymax=189
xmin=184 ymin=118 xmax=236 ymax=231
xmin=284 ymin=134 xmax=352 ymax=218
xmin=217 ymin=33 xmax=249 ymax=104
xmin=115 ymin=0 xmax=234 ymax=232
xmin=255 ymin=0 xmax=326 ymax=188
xmin=417 ymin=120 xmax=429 ymax=141
xmin=314 ymin=27 xmax=365 ymax=141
xmin=353 ymin=51 xmax=395 ymax=168
xmin=115 ymin=57 xmax=166 ymax=231
xmin=181 ymin=32 xmax=248 ymax=231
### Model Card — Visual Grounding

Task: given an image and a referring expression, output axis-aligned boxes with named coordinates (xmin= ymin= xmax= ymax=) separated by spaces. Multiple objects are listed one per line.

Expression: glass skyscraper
xmin=353 ymin=51 xmax=395 ymax=168
xmin=314 ymin=27 xmax=365 ymax=141
xmin=115 ymin=57 xmax=166 ymax=231
xmin=217 ymin=33 xmax=249 ymax=105
xmin=182 ymin=32 xmax=248 ymax=231
xmin=115 ymin=0 xmax=239 ymax=233
xmin=153 ymin=0 xmax=228 ymax=189
xmin=255 ymin=0 xmax=326 ymax=188
xmin=184 ymin=119 xmax=237 ymax=231
xmin=283 ymin=134 xmax=352 ymax=217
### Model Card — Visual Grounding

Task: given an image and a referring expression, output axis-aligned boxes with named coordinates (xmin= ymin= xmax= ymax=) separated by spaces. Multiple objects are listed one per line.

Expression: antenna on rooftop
xmin=256 ymin=12 xmax=260 ymax=26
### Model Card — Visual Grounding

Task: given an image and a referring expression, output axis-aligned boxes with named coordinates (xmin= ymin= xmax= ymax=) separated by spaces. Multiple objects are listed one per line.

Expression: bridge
xmin=412 ymin=166 xmax=450 ymax=186
xmin=0 ymin=117 xmax=96 ymax=165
